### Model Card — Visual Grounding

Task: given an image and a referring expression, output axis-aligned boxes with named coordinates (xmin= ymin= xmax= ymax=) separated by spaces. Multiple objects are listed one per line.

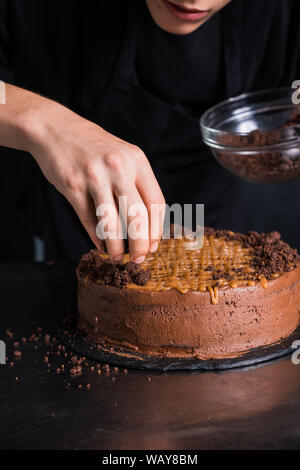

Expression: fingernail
xmin=133 ymin=255 xmax=146 ymax=264
xmin=113 ymin=255 xmax=123 ymax=262
xmin=149 ymin=242 xmax=158 ymax=253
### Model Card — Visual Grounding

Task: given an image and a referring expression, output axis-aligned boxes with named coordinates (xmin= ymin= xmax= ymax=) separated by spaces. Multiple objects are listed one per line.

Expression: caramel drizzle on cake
xmin=78 ymin=229 xmax=300 ymax=305
xmin=126 ymin=237 xmax=268 ymax=303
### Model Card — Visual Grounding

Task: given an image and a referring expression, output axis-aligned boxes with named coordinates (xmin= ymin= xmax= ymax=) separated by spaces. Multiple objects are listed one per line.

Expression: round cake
xmin=76 ymin=229 xmax=300 ymax=360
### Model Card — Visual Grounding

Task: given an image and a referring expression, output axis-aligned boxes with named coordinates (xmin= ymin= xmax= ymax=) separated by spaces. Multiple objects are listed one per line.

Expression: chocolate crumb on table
xmin=3 ymin=325 xmax=133 ymax=392
xmin=6 ymin=329 xmax=13 ymax=339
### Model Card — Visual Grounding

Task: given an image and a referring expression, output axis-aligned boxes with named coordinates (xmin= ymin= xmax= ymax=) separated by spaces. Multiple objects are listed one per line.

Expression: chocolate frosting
xmin=77 ymin=265 xmax=300 ymax=360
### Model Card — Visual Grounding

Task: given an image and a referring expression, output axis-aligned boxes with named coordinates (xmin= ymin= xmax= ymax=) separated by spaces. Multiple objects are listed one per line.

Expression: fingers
xmin=65 ymin=143 xmax=165 ymax=264
xmin=136 ymin=161 xmax=165 ymax=253
xmin=94 ymin=151 xmax=164 ymax=262
xmin=89 ymin=184 xmax=125 ymax=261
xmin=68 ymin=191 xmax=106 ymax=253
xmin=113 ymin=182 xmax=150 ymax=263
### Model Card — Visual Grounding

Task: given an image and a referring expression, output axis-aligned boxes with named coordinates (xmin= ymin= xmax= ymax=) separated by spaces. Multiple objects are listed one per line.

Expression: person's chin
xmin=158 ymin=19 xmax=208 ymax=35
xmin=146 ymin=0 xmax=210 ymax=35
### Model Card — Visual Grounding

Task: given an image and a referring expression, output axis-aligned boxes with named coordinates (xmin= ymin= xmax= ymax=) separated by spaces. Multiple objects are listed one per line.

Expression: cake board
xmin=58 ymin=321 xmax=300 ymax=372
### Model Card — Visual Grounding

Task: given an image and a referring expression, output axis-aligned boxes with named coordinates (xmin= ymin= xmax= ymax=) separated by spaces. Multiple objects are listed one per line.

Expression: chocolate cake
xmin=76 ymin=229 xmax=300 ymax=360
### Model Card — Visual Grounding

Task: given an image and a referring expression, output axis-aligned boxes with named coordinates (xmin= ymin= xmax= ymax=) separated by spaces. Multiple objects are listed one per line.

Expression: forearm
xmin=0 ymin=83 xmax=64 ymax=153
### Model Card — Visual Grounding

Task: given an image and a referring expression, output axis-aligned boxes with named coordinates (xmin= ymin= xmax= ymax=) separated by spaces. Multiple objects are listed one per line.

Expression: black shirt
xmin=136 ymin=2 xmax=223 ymax=118
xmin=0 ymin=0 xmax=300 ymax=259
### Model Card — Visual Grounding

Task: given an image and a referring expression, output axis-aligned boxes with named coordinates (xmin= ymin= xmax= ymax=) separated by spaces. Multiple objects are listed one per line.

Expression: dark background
xmin=1 ymin=0 xmax=300 ymax=262
xmin=1 ymin=145 xmax=299 ymax=262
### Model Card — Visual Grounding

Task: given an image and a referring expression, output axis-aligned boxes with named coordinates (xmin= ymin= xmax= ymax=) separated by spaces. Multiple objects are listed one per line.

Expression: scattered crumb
xmin=5 ymin=325 xmax=134 ymax=391
xmin=44 ymin=334 xmax=50 ymax=343
xmin=6 ymin=329 xmax=13 ymax=339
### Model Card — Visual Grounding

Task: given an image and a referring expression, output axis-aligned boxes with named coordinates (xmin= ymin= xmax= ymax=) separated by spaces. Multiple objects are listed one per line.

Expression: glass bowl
xmin=200 ymin=87 xmax=300 ymax=183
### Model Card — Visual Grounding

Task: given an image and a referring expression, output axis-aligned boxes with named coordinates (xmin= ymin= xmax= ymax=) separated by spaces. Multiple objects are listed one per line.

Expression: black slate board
xmin=59 ymin=324 xmax=300 ymax=372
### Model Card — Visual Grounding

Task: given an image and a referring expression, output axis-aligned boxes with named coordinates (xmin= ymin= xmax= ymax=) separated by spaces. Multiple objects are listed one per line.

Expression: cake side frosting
xmin=77 ymin=265 xmax=300 ymax=359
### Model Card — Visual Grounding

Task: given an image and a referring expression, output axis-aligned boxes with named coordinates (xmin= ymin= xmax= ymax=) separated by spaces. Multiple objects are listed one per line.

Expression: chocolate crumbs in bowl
xmin=215 ymin=111 xmax=300 ymax=184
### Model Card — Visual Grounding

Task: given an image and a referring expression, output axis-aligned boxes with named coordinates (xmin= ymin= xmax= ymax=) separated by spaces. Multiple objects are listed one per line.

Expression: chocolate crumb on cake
xmin=78 ymin=250 xmax=151 ymax=288
xmin=204 ymin=228 xmax=300 ymax=281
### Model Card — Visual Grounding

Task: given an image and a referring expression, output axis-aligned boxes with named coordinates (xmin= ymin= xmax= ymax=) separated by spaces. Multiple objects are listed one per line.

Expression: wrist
xmin=16 ymin=98 xmax=59 ymax=154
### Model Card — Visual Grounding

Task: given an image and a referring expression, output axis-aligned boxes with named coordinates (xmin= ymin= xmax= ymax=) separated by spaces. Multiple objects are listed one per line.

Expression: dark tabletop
xmin=0 ymin=262 xmax=300 ymax=450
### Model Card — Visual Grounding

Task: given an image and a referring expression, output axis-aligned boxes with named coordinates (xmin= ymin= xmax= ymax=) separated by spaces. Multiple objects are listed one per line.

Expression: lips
xmin=162 ymin=0 xmax=210 ymax=21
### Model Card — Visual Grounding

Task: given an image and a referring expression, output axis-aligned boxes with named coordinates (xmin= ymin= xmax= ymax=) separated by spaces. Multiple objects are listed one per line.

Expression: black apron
xmin=41 ymin=0 xmax=242 ymax=260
